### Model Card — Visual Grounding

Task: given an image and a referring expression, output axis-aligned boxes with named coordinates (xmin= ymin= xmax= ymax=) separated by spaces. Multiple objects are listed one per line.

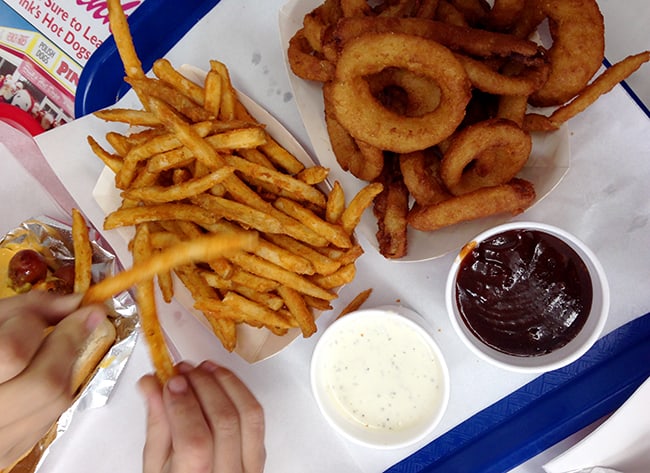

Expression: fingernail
xmin=176 ymin=361 xmax=194 ymax=373
xmin=85 ymin=308 xmax=107 ymax=333
xmin=200 ymin=360 xmax=219 ymax=373
xmin=167 ymin=375 xmax=188 ymax=394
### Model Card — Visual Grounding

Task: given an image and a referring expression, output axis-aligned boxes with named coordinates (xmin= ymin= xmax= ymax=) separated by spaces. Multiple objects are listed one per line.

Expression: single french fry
xmin=87 ymin=136 xmax=122 ymax=174
xmin=205 ymin=127 xmax=267 ymax=151
xmin=311 ymin=263 xmax=356 ymax=290
xmin=121 ymin=166 xmax=235 ymax=203
xmin=303 ymin=294 xmax=333 ymax=311
xmin=94 ymin=108 xmax=161 ymax=127
xmin=72 ymin=208 xmax=93 ymax=294
xmin=341 ymin=182 xmax=384 ymax=234
xmin=131 ymin=224 xmax=176 ymax=384
xmin=147 ymin=148 xmax=194 ymax=173
xmin=326 ymin=181 xmax=345 ymax=224
xmin=104 ymin=204 xmax=218 ymax=230
xmin=153 ymin=58 xmax=205 ymax=106
xmin=258 ymin=137 xmax=305 ymax=175
xmin=107 ymin=0 xmax=144 ymax=80
xmin=336 ymin=288 xmax=372 ymax=319
xmin=149 ymin=231 xmax=183 ymax=250
xmin=549 ymin=51 xmax=650 ymax=126
xmin=82 ymin=231 xmax=258 ymax=305
xmin=296 ymin=165 xmax=329 ymax=185
xmin=157 ymin=269 xmax=174 ymax=303
xmin=204 ymin=69 xmax=222 ymax=116
xmin=255 ymin=238 xmax=315 ymax=275
xmin=277 ymin=285 xmax=317 ymax=337
xmin=210 ymin=60 xmax=236 ymax=120
xmin=202 ymin=265 xmax=279 ymax=293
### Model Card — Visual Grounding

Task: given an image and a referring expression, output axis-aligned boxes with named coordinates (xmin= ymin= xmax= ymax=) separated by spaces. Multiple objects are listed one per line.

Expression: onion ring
xmin=399 ymin=148 xmax=450 ymax=206
xmin=407 ymin=178 xmax=536 ymax=231
xmin=529 ymin=0 xmax=605 ymax=107
xmin=326 ymin=16 xmax=542 ymax=60
xmin=287 ymin=28 xmax=335 ymax=82
xmin=440 ymin=118 xmax=532 ymax=195
xmin=329 ymin=32 xmax=471 ymax=153
xmin=455 ymin=53 xmax=550 ymax=96
xmin=323 ymin=83 xmax=385 ymax=181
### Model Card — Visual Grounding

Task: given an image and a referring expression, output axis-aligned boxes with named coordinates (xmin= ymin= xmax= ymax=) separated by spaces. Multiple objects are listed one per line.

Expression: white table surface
xmin=2 ymin=0 xmax=647 ymax=471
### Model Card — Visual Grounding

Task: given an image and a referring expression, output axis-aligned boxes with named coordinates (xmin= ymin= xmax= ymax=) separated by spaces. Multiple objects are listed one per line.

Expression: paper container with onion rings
xmin=280 ymin=0 xmax=650 ymax=261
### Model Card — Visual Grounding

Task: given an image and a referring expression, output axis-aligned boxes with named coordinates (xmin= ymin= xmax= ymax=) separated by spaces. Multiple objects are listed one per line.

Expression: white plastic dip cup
xmin=310 ymin=305 xmax=449 ymax=449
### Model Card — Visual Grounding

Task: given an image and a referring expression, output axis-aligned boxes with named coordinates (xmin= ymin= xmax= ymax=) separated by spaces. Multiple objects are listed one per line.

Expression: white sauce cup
xmin=310 ymin=305 xmax=450 ymax=449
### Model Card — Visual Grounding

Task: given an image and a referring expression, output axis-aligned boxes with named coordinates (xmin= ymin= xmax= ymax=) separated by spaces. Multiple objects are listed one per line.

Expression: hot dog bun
xmin=71 ymin=315 xmax=117 ymax=392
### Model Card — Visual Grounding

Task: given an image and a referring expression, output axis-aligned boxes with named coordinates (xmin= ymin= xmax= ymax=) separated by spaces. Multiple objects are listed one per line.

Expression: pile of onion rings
xmin=287 ymin=0 xmax=650 ymax=259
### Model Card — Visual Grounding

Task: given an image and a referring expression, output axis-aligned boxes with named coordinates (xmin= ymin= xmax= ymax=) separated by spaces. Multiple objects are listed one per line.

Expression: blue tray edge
xmin=386 ymin=312 xmax=650 ymax=473
xmin=74 ymin=0 xmax=221 ymax=118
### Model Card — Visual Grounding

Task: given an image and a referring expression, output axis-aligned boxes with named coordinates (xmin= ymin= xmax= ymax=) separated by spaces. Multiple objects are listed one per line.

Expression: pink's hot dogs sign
xmin=6 ymin=0 xmax=142 ymax=63
xmin=0 ymin=1 xmax=142 ymax=131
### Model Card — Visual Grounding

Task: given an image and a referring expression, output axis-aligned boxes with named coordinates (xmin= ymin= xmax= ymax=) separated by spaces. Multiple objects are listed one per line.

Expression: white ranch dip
xmin=311 ymin=308 xmax=448 ymax=446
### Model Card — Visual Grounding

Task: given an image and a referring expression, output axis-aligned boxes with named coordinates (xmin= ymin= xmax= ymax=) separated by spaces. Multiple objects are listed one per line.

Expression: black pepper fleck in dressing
xmin=455 ymin=229 xmax=593 ymax=357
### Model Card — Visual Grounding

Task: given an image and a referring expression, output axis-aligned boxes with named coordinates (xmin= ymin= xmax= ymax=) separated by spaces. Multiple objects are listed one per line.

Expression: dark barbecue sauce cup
xmin=446 ymin=222 xmax=609 ymax=373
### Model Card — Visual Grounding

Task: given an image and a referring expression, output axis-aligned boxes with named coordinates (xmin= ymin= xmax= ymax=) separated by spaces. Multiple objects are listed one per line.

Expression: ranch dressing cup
xmin=310 ymin=306 xmax=450 ymax=449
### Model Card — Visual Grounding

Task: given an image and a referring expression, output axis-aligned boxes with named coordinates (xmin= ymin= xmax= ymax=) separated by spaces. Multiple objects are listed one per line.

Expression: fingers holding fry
xmin=82 ymin=231 xmax=259 ymax=306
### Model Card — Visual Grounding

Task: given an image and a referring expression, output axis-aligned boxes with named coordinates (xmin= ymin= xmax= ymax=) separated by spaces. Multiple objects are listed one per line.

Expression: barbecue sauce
xmin=455 ymin=229 xmax=592 ymax=357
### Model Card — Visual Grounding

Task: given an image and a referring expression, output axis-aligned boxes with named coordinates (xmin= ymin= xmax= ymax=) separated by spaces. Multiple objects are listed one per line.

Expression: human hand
xmin=138 ymin=361 xmax=266 ymax=473
xmin=0 ymin=291 xmax=109 ymax=468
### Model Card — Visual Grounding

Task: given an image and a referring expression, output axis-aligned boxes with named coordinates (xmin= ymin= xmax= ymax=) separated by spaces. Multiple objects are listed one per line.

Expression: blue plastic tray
xmin=386 ymin=312 xmax=650 ymax=473
xmin=74 ymin=0 xmax=221 ymax=117
xmin=74 ymin=3 xmax=650 ymax=471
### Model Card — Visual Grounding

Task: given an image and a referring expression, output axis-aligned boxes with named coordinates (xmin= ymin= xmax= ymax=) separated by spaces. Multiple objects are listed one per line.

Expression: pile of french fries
xmin=86 ymin=0 xmax=382 ymax=377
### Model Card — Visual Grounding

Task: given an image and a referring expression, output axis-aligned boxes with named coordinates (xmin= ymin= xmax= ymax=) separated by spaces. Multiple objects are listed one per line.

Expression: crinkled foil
xmin=0 ymin=217 xmax=138 ymax=473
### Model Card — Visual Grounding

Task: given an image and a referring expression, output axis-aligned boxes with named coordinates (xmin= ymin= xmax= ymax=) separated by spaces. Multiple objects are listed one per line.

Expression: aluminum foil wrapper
xmin=0 ymin=216 xmax=138 ymax=473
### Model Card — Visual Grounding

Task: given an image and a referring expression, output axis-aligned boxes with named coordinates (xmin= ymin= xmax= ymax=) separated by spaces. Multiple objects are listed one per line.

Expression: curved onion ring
xmin=326 ymin=16 xmax=541 ymax=61
xmin=287 ymin=28 xmax=335 ymax=83
xmin=530 ymin=0 xmax=604 ymax=107
xmin=399 ymin=149 xmax=450 ymax=206
xmin=323 ymin=83 xmax=384 ymax=181
xmin=440 ymin=118 xmax=531 ymax=195
xmin=455 ymin=54 xmax=550 ymax=96
xmin=329 ymin=32 xmax=471 ymax=153
xmin=408 ymin=178 xmax=536 ymax=231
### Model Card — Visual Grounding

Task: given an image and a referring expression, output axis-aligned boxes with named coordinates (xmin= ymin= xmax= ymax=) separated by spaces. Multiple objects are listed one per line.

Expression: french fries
xmin=87 ymin=1 xmax=382 ymax=366
xmin=72 ymin=208 xmax=93 ymax=293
